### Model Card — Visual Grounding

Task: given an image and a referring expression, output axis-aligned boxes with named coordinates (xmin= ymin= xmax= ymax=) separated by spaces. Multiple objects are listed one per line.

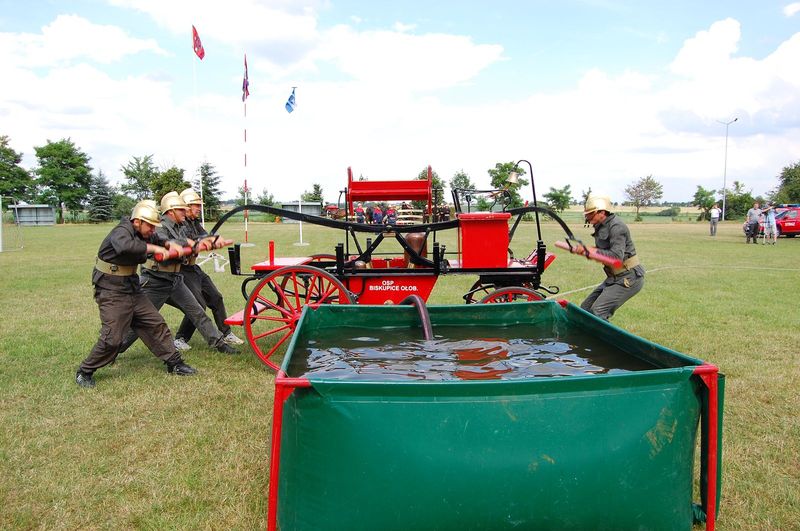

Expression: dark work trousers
xmin=80 ymin=287 xmax=178 ymax=373
xmin=176 ymin=265 xmax=230 ymax=341
xmin=119 ymin=272 xmax=224 ymax=353
xmin=581 ymin=270 xmax=645 ymax=320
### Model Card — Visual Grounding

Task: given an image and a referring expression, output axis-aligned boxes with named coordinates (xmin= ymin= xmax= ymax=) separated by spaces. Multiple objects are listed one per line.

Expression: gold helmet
xmin=160 ymin=191 xmax=189 ymax=213
xmin=584 ymin=194 xmax=613 ymax=215
xmin=131 ymin=200 xmax=162 ymax=227
xmin=180 ymin=188 xmax=203 ymax=205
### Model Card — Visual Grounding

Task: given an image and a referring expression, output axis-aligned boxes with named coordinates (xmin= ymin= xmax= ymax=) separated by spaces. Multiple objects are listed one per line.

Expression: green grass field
xmin=0 ymin=219 xmax=798 ymax=529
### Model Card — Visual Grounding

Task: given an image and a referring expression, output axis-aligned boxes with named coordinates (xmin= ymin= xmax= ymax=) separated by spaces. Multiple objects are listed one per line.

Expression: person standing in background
xmin=745 ymin=202 xmax=761 ymax=244
xmin=762 ymin=202 xmax=778 ymax=245
xmin=709 ymin=203 xmax=721 ymax=236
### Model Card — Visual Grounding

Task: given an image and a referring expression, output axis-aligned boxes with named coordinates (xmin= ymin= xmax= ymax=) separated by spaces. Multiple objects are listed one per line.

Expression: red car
xmin=775 ymin=205 xmax=800 ymax=237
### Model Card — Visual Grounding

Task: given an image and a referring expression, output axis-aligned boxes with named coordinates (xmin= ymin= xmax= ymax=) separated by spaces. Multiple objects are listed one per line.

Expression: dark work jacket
xmin=183 ymin=217 xmax=208 ymax=240
xmin=93 ymin=217 xmax=164 ymax=293
xmin=592 ymin=213 xmax=644 ymax=278
xmin=139 ymin=215 xmax=190 ymax=280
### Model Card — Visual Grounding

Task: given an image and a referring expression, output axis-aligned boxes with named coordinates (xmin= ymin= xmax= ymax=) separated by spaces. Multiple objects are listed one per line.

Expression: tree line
xmin=3 ymin=134 xmax=798 ymax=223
xmin=0 ymin=135 xmax=277 ymax=223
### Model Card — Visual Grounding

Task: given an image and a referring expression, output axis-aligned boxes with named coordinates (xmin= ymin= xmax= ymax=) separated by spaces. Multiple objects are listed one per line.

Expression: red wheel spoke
xmin=303 ymin=273 xmax=321 ymax=305
xmin=263 ymin=328 xmax=293 ymax=356
xmin=255 ymin=293 xmax=292 ymax=317
xmin=289 ymin=272 xmax=302 ymax=310
xmin=245 ymin=265 xmax=353 ymax=370
xmin=272 ymin=279 xmax=298 ymax=313
xmin=251 ymin=313 xmax=293 ymax=323
xmin=309 ymin=278 xmax=339 ymax=304
xmin=253 ymin=323 xmax=293 ymax=341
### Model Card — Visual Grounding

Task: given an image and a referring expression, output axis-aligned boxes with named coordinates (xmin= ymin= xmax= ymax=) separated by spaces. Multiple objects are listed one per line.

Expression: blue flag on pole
xmin=285 ymin=87 xmax=296 ymax=113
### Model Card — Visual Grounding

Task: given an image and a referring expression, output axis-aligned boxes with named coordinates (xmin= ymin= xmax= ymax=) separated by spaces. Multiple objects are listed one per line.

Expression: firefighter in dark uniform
xmin=173 ymin=188 xmax=242 ymax=351
xmin=572 ymin=194 xmax=645 ymax=320
xmin=117 ymin=192 xmax=238 ymax=355
xmin=76 ymin=200 xmax=197 ymax=388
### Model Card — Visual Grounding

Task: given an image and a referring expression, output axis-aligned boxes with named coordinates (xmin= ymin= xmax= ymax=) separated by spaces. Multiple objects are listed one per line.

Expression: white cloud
xmin=670 ymin=18 xmax=740 ymax=77
xmin=108 ymin=0 xmax=321 ymax=48
xmin=313 ymin=25 xmax=504 ymax=91
xmin=0 ymin=14 xmax=164 ymax=69
xmin=393 ymin=22 xmax=417 ymax=32
xmin=4 ymin=8 xmax=800 ymax=204
xmin=784 ymin=2 xmax=800 ymax=17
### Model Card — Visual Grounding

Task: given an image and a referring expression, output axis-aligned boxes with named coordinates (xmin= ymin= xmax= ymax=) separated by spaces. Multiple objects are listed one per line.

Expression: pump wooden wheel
xmin=244 ymin=265 xmax=354 ymax=369
xmin=479 ymin=286 xmax=544 ymax=303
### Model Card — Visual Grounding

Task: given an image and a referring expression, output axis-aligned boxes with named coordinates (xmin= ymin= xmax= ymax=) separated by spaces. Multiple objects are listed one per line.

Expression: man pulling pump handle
xmin=172 ymin=188 xmax=242 ymax=351
xmin=571 ymin=194 xmax=645 ymax=320
xmin=116 ymin=192 xmax=239 ymax=356
xmin=76 ymin=200 xmax=197 ymax=388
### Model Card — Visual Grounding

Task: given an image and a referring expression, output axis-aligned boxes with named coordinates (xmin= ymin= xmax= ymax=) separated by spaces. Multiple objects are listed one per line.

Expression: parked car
xmin=774 ymin=205 xmax=800 ymax=237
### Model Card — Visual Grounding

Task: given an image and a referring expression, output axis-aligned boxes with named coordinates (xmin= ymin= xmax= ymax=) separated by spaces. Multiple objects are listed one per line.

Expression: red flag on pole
xmin=242 ymin=54 xmax=250 ymax=101
xmin=192 ymin=25 xmax=205 ymax=60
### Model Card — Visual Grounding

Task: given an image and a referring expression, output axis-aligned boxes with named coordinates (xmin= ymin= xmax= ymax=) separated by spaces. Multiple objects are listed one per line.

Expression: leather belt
xmin=604 ymin=254 xmax=640 ymax=277
xmin=144 ymin=259 xmax=182 ymax=273
xmin=95 ymin=258 xmax=137 ymax=276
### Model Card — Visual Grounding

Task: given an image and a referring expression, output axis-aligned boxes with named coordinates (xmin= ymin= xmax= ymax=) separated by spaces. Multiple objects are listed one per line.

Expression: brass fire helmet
xmin=160 ymin=191 xmax=189 ymax=213
xmin=131 ymin=200 xmax=162 ymax=227
xmin=584 ymin=194 xmax=613 ymax=215
xmin=180 ymin=188 xmax=204 ymax=205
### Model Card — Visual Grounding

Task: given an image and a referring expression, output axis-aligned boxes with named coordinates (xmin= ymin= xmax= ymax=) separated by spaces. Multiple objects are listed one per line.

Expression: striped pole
xmin=244 ymin=179 xmax=249 ymax=244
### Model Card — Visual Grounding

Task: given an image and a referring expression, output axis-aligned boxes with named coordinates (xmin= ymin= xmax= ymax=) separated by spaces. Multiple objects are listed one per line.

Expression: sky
xmin=2 ymin=0 xmax=799 ymax=204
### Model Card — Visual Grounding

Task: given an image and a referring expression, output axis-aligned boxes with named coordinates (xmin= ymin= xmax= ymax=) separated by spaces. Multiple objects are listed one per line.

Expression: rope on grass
xmin=549 ymin=264 xmax=800 ymax=298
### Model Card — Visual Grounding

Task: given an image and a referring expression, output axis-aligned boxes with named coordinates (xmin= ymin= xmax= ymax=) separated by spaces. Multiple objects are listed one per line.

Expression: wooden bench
xmin=224 ymin=301 xmax=268 ymax=327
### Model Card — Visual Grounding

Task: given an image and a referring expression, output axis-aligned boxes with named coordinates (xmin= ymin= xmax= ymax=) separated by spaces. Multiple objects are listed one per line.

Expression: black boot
xmin=215 ymin=341 xmax=240 ymax=355
xmin=166 ymin=358 xmax=198 ymax=376
xmin=75 ymin=369 xmax=96 ymax=388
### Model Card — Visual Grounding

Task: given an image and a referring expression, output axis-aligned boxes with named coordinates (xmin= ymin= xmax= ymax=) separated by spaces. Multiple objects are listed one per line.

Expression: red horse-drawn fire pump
xmin=210 ymin=163 xmax=618 ymax=369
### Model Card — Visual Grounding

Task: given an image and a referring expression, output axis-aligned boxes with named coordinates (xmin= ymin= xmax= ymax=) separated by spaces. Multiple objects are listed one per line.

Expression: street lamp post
xmin=716 ymin=117 xmax=738 ymax=221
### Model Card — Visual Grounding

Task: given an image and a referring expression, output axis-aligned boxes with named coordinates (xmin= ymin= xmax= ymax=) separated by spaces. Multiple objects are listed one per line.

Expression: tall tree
xmin=256 ymin=188 xmax=275 ymax=206
xmin=120 ymin=155 xmax=158 ymax=200
xmin=774 ymin=161 xmax=800 ymax=203
xmin=149 ymin=166 xmax=190 ymax=201
xmin=624 ymin=175 xmax=663 ymax=221
xmin=301 ymin=183 xmax=324 ymax=202
xmin=692 ymin=186 xmax=717 ymax=221
xmin=192 ymin=162 xmax=223 ymax=220
xmin=417 ymin=167 xmax=445 ymax=206
xmin=543 ymin=184 xmax=573 ymax=213
xmin=33 ymin=138 xmax=93 ymax=222
xmin=112 ymin=191 xmax=136 ymax=220
xmin=581 ymin=187 xmax=592 ymax=207
xmin=488 ymin=161 xmax=528 ymax=209
xmin=449 ymin=170 xmax=475 ymax=192
xmin=0 ymin=135 xmax=34 ymax=201
xmin=86 ymin=170 xmax=115 ymax=222
xmin=724 ymin=181 xmax=756 ymax=219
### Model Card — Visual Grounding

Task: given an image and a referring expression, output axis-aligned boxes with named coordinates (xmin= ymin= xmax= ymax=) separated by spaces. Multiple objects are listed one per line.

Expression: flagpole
xmin=294 ymin=195 xmax=308 ymax=246
xmin=244 ymin=54 xmax=247 ymax=243
xmin=239 ymin=190 xmax=255 ymax=245
xmin=192 ymin=29 xmax=205 ymax=227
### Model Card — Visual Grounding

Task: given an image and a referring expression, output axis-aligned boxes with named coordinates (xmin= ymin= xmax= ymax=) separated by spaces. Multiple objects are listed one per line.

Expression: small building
xmin=8 ymin=204 xmax=56 ymax=226
xmin=279 ymin=201 xmax=323 ymax=223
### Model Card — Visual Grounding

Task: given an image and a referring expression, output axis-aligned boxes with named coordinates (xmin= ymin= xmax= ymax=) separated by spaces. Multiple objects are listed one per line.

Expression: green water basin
xmin=271 ymin=301 xmax=724 ymax=530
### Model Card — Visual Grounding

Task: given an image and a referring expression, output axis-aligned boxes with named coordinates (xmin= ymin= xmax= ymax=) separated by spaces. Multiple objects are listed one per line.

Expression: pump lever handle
xmin=154 ymin=246 xmax=194 ymax=262
xmin=554 ymin=241 xmax=623 ymax=269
